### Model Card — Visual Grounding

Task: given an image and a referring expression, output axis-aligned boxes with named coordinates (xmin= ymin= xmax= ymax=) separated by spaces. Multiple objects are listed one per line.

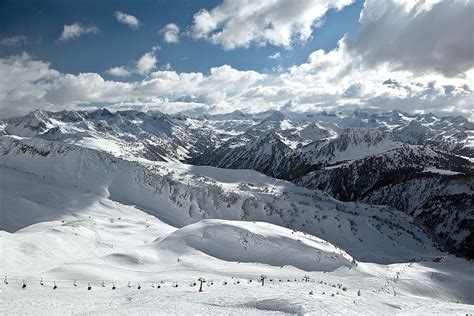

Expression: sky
xmin=0 ymin=0 xmax=473 ymax=119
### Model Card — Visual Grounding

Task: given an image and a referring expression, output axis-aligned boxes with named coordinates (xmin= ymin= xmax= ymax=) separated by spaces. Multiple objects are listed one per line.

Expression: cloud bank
xmin=1 ymin=49 xmax=472 ymax=119
xmin=348 ymin=0 xmax=474 ymax=77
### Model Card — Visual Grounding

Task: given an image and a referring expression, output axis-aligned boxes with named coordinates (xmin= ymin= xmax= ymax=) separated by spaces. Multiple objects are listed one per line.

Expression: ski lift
xmin=198 ymin=277 xmax=206 ymax=292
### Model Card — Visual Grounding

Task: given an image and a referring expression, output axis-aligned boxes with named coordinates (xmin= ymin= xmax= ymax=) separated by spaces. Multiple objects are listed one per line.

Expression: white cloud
xmin=59 ymin=23 xmax=98 ymax=41
xmin=1 ymin=52 xmax=472 ymax=120
xmin=190 ymin=0 xmax=354 ymax=49
xmin=347 ymin=0 xmax=474 ymax=76
xmin=106 ymin=49 xmax=158 ymax=77
xmin=268 ymin=52 xmax=281 ymax=60
xmin=161 ymin=63 xmax=172 ymax=71
xmin=105 ymin=66 xmax=131 ymax=77
xmin=1 ymin=35 xmax=28 ymax=46
xmin=0 ymin=53 xmax=59 ymax=116
xmin=136 ymin=52 xmax=157 ymax=75
xmin=114 ymin=11 xmax=140 ymax=29
xmin=160 ymin=23 xmax=180 ymax=43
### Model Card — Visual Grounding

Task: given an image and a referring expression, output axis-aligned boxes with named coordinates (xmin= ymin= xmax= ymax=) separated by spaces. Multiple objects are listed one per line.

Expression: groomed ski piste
xmin=1 ymin=134 xmax=473 ymax=315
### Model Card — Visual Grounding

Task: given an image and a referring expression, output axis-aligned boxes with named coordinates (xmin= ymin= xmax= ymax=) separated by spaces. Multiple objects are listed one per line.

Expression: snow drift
xmin=154 ymin=219 xmax=354 ymax=272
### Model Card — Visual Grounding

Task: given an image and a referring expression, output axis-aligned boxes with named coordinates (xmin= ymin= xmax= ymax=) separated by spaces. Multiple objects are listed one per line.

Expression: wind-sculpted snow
xmin=154 ymin=220 xmax=354 ymax=272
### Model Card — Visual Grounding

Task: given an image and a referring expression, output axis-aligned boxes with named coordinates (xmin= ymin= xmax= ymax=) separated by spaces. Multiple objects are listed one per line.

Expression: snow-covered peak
xmin=395 ymin=120 xmax=431 ymax=144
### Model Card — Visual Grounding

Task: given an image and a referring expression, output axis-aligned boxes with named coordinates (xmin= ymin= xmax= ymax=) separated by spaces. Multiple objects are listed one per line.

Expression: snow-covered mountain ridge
xmin=3 ymin=108 xmax=473 ymax=161
xmin=3 ymin=108 xmax=470 ymax=258
xmin=1 ymin=134 xmax=435 ymax=263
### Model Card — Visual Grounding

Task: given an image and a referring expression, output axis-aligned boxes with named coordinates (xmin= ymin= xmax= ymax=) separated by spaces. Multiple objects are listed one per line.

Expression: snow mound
xmin=0 ymin=223 xmax=99 ymax=276
xmin=155 ymin=219 xmax=354 ymax=272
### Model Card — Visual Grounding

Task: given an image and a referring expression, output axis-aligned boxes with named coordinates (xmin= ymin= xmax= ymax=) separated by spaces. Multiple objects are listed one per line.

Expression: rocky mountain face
xmin=1 ymin=108 xmax=473 ymax=258
xmin=296 ymin=146 xmax=473 ymax=258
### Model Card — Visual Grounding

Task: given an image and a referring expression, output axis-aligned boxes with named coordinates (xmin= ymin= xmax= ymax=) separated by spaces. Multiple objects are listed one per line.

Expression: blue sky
xmin=0 ymin=0 xmax=363 ymax=77
xmin=0 ymin=0 xmax=472 ymax=119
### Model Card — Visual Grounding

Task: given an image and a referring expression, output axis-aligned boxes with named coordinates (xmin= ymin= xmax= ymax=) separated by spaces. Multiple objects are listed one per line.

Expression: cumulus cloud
xmin=1 ymin=52 xmax=472 ymax=120
xmin=347 ymin=0 xmax=474 ymax=76
xmin=1 ymin=35 xmax=28 ymax=46
xmin=105 ymin=49 xmax=158 ymax=77
xmin=190 ymin=0 xmax=354 ymax=49
xmin=160 ymin=23 xmax=180 ymax=43
xmin=114 ymin=11 xmax=140 ymax=29
xmin=136 ymin=52 xmax=157 ymax=75
xmin=0 ymin=53 xmax=59 ymax=116
xmin=282 ymin=39 xmax=473 ymax=117
xmin=59 ymin=23 xmax=98 ymax=41
xmin=105 ymin=66 xmax=131 ymax=77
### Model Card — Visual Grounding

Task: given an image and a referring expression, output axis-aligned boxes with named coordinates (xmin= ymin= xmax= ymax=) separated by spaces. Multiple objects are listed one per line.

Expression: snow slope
xmin=1 ymin=135 xmax=438 ymax=263
xmin=154 ymin=219 xmax=354 ymax=272
xmin=1 ymin=164 xmax=472 ymax=314
xmin=1 ymin=259 xmax=473 ymax=315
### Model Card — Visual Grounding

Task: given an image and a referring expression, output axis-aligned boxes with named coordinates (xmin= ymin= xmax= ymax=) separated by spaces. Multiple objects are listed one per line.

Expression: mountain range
xmin=1 ymin=108 xmax=472 ymax=259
